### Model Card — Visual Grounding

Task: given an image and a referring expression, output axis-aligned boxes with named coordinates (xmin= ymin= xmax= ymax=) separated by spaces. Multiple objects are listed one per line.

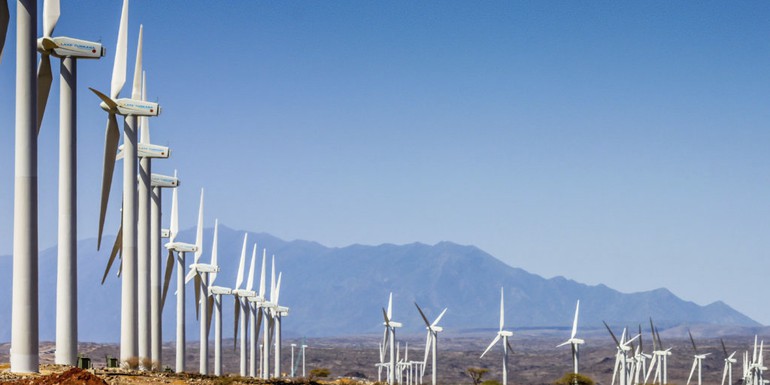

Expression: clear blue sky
xmin=1 ymin=1 xmax=770 ymax=323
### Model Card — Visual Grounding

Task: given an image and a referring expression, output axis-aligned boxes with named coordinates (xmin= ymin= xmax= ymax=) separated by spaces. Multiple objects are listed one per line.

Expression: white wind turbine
xmin=382 ymin=293 xmax=403 ymax=385
xmin=721 ymin=339 xmax=737 ymax=385
xmin=557 ymin=300 xmax=584 ymax=377
xmin=206 ymin=221 xmax=232 ymax=376
xmin=232 ymin=237 xmax=257 ymax=377
xmin=645 ymin=319 xmax=671 ymax=385
xmin=604 ymin=323 xmax=638 ymax=385
xmin=686 ymin=329 xmax=710 ymax=385
xmin=186 ymin=212 xmax=222 ymax=376
xmin=150 ymin=172 xmax=177 ymax=366
xmin=415 ymin=302 xmax=447 ymax=385
xmin=89 ymin=0 xmax=160 ymax=364
xmin=33 ymin=0 xmax=106 ymax=367
xmin=480 ymin=288 xmax=514 ymax=385
xmin=162 ymin=187 xmax=204 ymax=373
xmin=631 ymin=325 xmax=651 ymax=385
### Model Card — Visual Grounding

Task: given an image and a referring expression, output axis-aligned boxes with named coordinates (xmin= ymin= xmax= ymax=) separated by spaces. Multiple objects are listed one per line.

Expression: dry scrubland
xmin=0 ymin=335 xmax=755 ymax=385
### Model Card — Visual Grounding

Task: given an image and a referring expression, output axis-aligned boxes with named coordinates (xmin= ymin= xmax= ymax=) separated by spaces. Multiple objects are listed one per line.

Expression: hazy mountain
xmin=0 ymin=225 xmax=759 ymax=343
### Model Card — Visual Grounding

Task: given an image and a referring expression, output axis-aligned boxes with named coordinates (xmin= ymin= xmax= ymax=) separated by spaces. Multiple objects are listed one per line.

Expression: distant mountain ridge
xmin=0 ymin=225 xmax=759 ymax=342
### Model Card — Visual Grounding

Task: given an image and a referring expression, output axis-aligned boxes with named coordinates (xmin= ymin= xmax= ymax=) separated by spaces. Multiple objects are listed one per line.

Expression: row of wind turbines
xmin=1 ymin=0 xmax=296 ymax=377
xmin=378 ymin=289 xmax=766 ymax=385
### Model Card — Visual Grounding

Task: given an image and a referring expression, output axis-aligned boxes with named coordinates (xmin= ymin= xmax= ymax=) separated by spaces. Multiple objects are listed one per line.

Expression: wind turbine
xmin=206 ymin=221 xmax=231 ymax=376
xmin=645 ymin=319 xmax=671 ymax=385
xmin=686 ymin=329 xmax=710 ymax=385
xmin=480 ymin=288 xmax=514 ymax=385
xmin=232 ymin=236 xmax=257 ymax=377
xmin=273 ymin=271 xmax=288 ymax=378
xmin=631 ymin=325 xmax=651 ymax=385
xmin=32 ymin=0 xmax=106 ymax=367
xmin=415 ymin=302 xmax=447 ymax=385
xmin=382 ymin=293 xmax=403 ymax=385
xmin=162 ymin=187 xmax=204 ymax=373
xmin=604 ymin=322 xmax=638 ymax=385
xmin=185 ymin=211 xmax=220 ymax=376
xmin=89 ymin=0 xmax=160 ymax=364
xmin=721 ymin=339 xmax=737 ymax=385
xmin=557 ymin=300 xmax=584 ymax=378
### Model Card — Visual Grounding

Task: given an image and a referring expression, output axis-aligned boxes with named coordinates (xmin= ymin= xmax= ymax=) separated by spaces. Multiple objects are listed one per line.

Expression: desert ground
xmin=0 ymin=333 xmax=758 ymax=385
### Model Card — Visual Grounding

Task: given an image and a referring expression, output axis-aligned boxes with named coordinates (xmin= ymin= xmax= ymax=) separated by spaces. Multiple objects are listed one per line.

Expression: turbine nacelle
xmin=247 ymin=295 xmax=265 ymax=303
xmin=499 ymin=330 xmax=513 ymax=337
xmin=90 ymin=87 xmax=160 ymax=116
xmin=151 ymin=174 xmax=179 ymax=188
xmin=209 ymin=286 xmax=232 ymax=296
xmin=429 ymin=326 xmax=443 ymax=333
xmin=232 ymin=289 xmax=256 ymax=298
xmin=165 ymin=241 xmax=197 ymax=253
xmin=38 ymin=36 xmax=105 ymax=59
xmin=118 ymin=143 xmax=170 ymax=159
xmin=385 ymin=321 xmax=403 ymax=328
xmin=189 ymin=263 xmax=218 ymax=274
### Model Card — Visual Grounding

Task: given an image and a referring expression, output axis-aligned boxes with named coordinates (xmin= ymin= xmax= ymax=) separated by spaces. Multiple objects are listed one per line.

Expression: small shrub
xmin=124 ymin=356 xmax=140 ymax=370
xmin=309 ymin=367 xmax=331 ymax=380
xmin=554 ymin=373 xmax=595 ymax=385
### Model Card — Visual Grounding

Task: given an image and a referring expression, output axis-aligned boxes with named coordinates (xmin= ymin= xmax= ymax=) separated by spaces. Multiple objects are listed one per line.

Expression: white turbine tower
xmin=721 ymin=339 xmax=737 ymax=385
xmin=163 ymin=187 xmax=204 ymax=373
xmin=415 ymin=302 xmax=447 ymax=385
xmin=645 ymin=319 xmax=671 ymax=385
xmin=686 ymin=329 xmax=710 ymax=385
xmin=557 ymin=300 xmax=584 ymax=378
xmin=382 ymin=293 xmax=403 ymax=385
xmin=480 ymin=288 xmax=514 ymax=385
xmin=247 ymin=245 xmax=265 ymax=378
xmin=89 ymin=0 xmax=160 ymax=364
xmin=33 ymin=0 xmax=106 ymax=367
xmin=11 ymin=0 xmax=40 ymax=373
xmin=206 ymin=221 xmax=231 ymax=376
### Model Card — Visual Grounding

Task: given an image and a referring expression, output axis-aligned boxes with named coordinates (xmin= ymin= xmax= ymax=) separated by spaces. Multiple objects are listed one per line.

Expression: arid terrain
xmin=0 ymin=333 xmax=759 ymax=385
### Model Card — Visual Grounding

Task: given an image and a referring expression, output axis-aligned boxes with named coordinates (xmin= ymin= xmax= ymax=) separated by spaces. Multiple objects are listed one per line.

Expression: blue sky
xmin=1 ymin=1 xmax=770 ymax=324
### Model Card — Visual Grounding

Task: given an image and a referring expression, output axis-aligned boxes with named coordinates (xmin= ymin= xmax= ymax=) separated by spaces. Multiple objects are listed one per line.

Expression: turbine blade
xmin=423 ymin=332 xmax=431 ymax=367
xmin=234 ymin=234 xmax=247 ymax=289
xmin=480 ymin=334 xmax=501 ymax=359
xmin=131 ymin=25 xmax=143 ymax=100
xmin=432 ymin=308 xmax=448 ymax=327
xmin=649 ymin=318 xmax=658 ymax=351
xmin=274 ymin=272 xmax=282 ymax=304
xmin=245 ymin=243 xmax=256 ymax=291
xmin=604 ymin=321 xmax=621 ymax=348
xmin=111 ymin=0 xmax=128 ymax=99
xmin=270 ymin=255 xmax=276 ymax=302
xmin=185 ymin=266 xmax=196 ymax=284
xmin=722 ymin=361 xmax=728 ymax=385
xmin=233 ymin=297 xmax=240 ymax=350
xmin=387 ymin=292 xmax=393 ymax=320
xmin=382 ymin=307 xmax=390 ymax=325
xmin=194 ymin=274 xmax=201 ymax=320
xmin=193 ymin=189 xmax=204 ymax=262
xmin=161 ymin=249 xmax=174 ymax=311
xmin=570 ymin=300 xmax=580 ymax=339
xmin=687 ymin=359 xmax=697 ymax=385
xmin=97 ymin=114 xmax=120 ymax=250
xmin=206 ymin=296 xmax=214 ymax=337
xmin=506 ymin=339 xmax=514 ymax=354
xmin=721 ymin=338 xmax=728 ymax=359
xmin=101 ymin=222 xmax=123 ymax=285
xmin=0 ymin=0 xmax=8 ymax=63
xmin=258 ymin=248 xmax=266 ymax=298
xmin=415 ymin=302 xmax=430 ymax=328
xmin=42 ymin=0 xmax=60 ymax=38
xmin=638 ymin=324 xmax=644 ymax=352
xmin=36 ymin=54 xmax=53 ymax=133
xmin=210 ymin=219 xmax=218 ymax=284
xmin=689 ymin=329 xmax=697 ymax=353
xmin=499 ymin=287 xmax=505 ymax=331
xmin=140 ymin=71 xmax=149 ymax=144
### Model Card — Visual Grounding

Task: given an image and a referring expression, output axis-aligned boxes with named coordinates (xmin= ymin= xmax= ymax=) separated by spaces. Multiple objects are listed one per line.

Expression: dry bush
xmin=124 ymin=356 xmax=140 ymax=370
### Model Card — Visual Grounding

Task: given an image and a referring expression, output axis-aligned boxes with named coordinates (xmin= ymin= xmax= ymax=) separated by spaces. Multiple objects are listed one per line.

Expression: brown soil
xmin=1 ymin=367 xmax=107 ymax=385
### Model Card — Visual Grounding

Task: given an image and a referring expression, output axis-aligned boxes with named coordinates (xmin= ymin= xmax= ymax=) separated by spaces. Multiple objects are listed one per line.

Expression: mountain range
xmin=0 ymin=224 xmax=759 ymax=343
